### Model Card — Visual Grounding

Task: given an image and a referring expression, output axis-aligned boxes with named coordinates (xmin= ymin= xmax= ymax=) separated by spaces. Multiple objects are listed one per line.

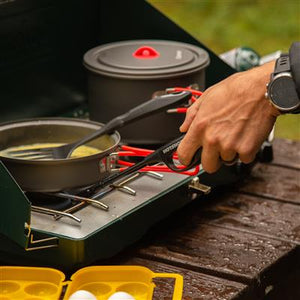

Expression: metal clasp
xmin=188 ymin=177 xmax=211 ymax=194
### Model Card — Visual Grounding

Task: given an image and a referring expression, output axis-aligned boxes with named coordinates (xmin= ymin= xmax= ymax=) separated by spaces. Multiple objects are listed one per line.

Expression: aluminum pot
xmin=83 ymin=40 xmax=210 ymax=145
xmin=0 ymin=118 xmax=120 ymax=192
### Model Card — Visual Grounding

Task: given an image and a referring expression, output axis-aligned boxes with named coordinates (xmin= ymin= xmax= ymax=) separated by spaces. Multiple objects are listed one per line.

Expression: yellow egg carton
xmin=0 ymin=265 xmax=183 ymax=300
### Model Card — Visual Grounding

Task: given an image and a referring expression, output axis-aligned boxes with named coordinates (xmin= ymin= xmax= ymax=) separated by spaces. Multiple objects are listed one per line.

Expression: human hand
xmin=177 ymin=61 xmax=280 ymax=173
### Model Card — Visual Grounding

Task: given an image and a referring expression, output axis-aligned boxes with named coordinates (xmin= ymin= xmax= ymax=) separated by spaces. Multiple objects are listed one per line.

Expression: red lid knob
xmin=133 ymin=46 xmax=160 ymax=59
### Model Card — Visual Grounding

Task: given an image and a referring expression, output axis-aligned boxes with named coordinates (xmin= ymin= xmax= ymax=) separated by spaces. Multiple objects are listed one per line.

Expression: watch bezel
xmin=267 ymin=72 xmax=300 ymax=112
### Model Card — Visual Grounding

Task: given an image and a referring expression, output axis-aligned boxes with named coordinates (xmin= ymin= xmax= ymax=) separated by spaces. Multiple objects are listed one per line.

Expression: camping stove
xmin=29 ymin=171 xmax=196 ymax=244
xmin=0 ymin=157 xmax=226 ymax=270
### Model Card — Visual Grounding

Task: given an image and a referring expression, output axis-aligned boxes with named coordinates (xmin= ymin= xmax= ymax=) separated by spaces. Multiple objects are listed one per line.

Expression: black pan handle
xmin=119 ymin=91 xmax=192 ymax=125
xmin=70 ymin=91 xmax=192 ymax=150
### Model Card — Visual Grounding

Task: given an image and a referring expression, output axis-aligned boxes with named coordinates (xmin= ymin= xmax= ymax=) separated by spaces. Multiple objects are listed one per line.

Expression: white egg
xmin=108 ymin=291 xmax=136 ymax=300
xmin=68 ymin=289 xmax=97 ymax=300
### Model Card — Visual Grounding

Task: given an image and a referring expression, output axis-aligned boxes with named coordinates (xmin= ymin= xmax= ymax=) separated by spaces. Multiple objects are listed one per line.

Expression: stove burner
xmin=26 ymin=169 xmax=165 ymax=224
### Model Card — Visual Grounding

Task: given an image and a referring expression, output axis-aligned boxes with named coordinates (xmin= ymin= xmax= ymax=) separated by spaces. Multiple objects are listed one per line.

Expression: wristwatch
xmin=265 ymin=54 xmax=300 ymax=113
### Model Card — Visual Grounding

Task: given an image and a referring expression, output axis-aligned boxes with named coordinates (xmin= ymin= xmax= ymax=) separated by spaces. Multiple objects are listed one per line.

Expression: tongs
xmin=116 ymin=145 xmax=200 ymax=176
xmin=90 ymin=135 xmax=202 ymax=192
xmin=6 ymin=91 xmax=191 ymax=160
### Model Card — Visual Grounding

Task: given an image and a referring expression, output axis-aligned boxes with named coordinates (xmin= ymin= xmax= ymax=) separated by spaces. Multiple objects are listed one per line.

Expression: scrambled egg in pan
xmin=0 ymin=143 xmax=101 ymax=159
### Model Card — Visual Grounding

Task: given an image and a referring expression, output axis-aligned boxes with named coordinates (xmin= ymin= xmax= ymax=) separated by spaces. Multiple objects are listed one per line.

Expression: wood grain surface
xmin=113 ymin=139 xmax=300 ymax=300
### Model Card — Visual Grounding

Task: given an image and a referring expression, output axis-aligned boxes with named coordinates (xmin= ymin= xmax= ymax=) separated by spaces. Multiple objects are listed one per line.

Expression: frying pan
xmin=0 ymin=118 xmax=120 ymax=192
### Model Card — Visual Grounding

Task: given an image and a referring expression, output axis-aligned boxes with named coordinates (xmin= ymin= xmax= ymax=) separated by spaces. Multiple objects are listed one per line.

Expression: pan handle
xmin=70 ymin=91 xmax=192 ymax=152
xmin=118 ymin=91 xmax=191 ymax=125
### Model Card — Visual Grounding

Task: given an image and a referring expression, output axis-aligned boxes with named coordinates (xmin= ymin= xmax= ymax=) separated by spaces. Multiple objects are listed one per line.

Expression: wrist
xmin=248 ymin=61 xmax=281 ymax=117
xmin=252 ymin=61 xmax=275 ymax=88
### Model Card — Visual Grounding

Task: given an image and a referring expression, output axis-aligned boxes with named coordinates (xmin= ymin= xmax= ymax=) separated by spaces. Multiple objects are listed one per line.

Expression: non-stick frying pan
xmin=0 ymin=118 xmax=120 ymax=192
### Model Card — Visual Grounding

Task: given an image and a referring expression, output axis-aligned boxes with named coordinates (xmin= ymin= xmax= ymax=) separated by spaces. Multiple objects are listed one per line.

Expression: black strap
xmin=274 ymin=53 xmax=290 ymax=75
xmin=289 ymin=42 xmax=300 ymax=97
xmin=289 ymin=42 xmax=300 ymax=113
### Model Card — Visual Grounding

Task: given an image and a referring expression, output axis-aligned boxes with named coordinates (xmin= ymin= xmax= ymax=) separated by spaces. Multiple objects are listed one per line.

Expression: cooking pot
xmin=83 ymin=40 xmax=210 ymax=145
xmin=0 ymin=118 xmax=120 ymax=192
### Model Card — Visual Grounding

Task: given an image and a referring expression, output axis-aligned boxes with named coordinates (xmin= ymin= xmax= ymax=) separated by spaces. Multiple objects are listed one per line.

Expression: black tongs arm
xmin=97 ymin=135 xmax=202 ymax=190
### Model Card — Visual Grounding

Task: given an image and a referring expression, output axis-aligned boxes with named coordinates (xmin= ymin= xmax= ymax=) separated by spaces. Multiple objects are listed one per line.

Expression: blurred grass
xmin=148 ymin=0 xmax=300 ymax=140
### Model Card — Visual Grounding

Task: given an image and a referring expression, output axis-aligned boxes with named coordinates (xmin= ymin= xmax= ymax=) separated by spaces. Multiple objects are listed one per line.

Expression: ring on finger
xmin=220 ymin=153 xmax=239 ymax=166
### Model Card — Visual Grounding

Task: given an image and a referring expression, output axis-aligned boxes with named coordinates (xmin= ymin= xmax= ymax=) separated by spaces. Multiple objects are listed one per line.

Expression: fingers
xmin=201 ymin=139 xmax=222 ymax=173
xmin=179 ymin=101 xmax=202 ymax=133
xmin=219 ymin=149 xmax=237 ymax=162
xmin=178 ymin=124 xmax=259 ymax=173
xmin=237 ymin=145 xmax=256 ymax=164
xmin=219 ymin=141 xmax=238 ymax=162
xmin=178 ymin=132 xmax=234 ymax=173
xmin=177 ymin=126 xmax=203 ymax=166
xmin=236 ymin=134 xmax=263 ymax=164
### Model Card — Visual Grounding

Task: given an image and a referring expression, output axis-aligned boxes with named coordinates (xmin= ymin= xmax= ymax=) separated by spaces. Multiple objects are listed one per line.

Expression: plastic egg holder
xmin=0 ymin=266 xmax=183 ymax=300
xmin=0 ymin=266 xmax=64 ymax=300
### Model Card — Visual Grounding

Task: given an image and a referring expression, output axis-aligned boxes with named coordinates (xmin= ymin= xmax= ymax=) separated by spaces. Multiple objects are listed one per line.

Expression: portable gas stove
xmin=0 ymin=0 xmax=273 ymax=270
xmin=0 ymin=147 xmax=248 ymax=270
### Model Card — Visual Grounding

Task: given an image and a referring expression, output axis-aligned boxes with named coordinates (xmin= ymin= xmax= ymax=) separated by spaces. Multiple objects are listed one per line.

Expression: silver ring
xmin=220 ymin=154 xmax=239 ymax=166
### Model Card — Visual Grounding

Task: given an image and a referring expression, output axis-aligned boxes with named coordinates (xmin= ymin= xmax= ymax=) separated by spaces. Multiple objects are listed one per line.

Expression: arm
xmin=177 ymin=61 xmax=279 ymax=173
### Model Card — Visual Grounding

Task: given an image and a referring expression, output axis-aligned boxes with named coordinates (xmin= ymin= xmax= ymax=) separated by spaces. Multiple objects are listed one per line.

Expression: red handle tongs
xmin=116 ymin=142 xmax=200 ymax=176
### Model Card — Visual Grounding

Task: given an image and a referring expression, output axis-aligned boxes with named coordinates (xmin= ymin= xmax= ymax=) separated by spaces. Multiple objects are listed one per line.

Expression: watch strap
xmin=273 ymin=53 xmax=290 ymax=75
xmin=289 ymin=42 xmax=300 ymax=97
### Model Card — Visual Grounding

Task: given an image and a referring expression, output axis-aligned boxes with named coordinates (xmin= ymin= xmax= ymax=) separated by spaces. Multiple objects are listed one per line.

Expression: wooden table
xmin=109 ymin=139 xmax=300 ymax=299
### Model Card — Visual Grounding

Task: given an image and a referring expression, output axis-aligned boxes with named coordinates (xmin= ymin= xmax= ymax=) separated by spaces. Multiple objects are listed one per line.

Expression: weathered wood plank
xmin=121 ymin=257 xmax=247 ymax=300
xmin=271 ymin=139 xmax=300 ymax=169
xmin=135 ymin=220 xmax=295 ymax=281
xmin=237 ymin=163 xmax=300 ymax=204
xmin=194 ymin=192 xmax=300 ymax=244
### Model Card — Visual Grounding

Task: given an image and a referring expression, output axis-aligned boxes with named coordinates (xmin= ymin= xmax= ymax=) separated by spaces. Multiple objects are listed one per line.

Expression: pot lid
xmin=83 ymin=40 xmax=210 ymax=79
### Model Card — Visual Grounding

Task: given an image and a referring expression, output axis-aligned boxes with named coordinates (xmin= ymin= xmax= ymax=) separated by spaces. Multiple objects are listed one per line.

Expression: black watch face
xmin=270 ymin=76 xmax=300 ymax=110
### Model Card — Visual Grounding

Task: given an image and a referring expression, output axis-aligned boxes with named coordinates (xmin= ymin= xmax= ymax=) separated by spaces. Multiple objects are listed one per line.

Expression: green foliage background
xmin=148 ymin=0 xmax=300 ymax=140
